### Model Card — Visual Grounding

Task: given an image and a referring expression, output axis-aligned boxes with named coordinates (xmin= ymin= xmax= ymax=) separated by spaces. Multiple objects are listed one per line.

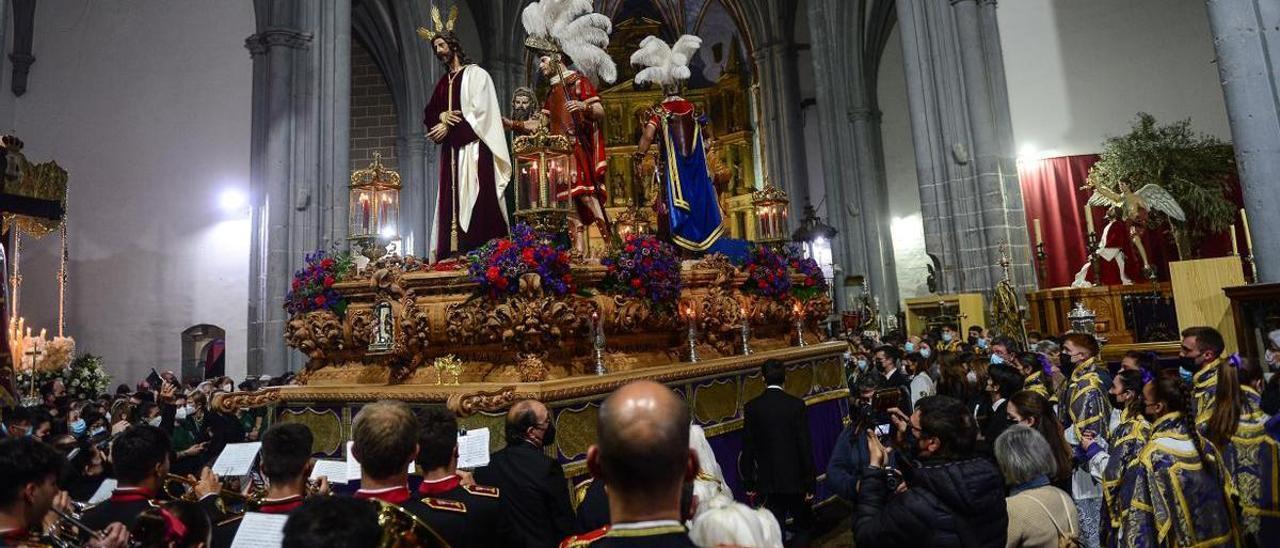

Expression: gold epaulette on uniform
xmin=462 ymin=484 xmax=500 ymax=498
xmin=422 ymin=497 xmax=467 ymax=513
xmin=559 ymin=525 xmax=609 ymax=548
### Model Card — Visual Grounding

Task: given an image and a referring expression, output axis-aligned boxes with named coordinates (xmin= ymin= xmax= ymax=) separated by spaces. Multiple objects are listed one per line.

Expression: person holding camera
xmin=826 ymin=376 xmax=894 ymax=505
xmin=852 ymin=395 xmax=1008 ymax=548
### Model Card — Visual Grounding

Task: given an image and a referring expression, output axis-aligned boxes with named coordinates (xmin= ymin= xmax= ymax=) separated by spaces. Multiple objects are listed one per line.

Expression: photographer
xmin=852 ymin=395 xmax=1008 ymax=548
xmin=826 ymin=376 xmax=894 ymax=504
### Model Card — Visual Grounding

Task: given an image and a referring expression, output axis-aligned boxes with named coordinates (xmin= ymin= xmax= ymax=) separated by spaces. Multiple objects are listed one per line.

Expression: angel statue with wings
xmin=1072 ymin=180 xmax=1185 ymax=287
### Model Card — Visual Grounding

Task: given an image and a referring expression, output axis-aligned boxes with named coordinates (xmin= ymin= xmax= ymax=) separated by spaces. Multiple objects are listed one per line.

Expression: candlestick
xmin=592 ymin=311 xmax=606 ymax=375
xmin=1230 ymin=225 xmax=1239 ymax=256
xmin=793 ymin=302 xmax=807 ymax=347
xmin=1035 ymin=242 xmax=1048 ymax=287
xmin=740 ymin=303 xmax=752 ymax=356
xmin=1240 ymin=208 xmax=1254 ymax=251
xmin=685 ymin=304 xmax=699 ymax=363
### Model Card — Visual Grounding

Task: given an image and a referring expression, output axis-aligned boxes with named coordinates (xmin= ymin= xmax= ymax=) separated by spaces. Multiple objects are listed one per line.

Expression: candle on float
xmin=1084 ymin=206 xmax=1095 ymax=234
xmin=1240 ymin=208 xmax=1254 ymax=252
xmin=1033 ymin=218 xmax=1043 ymax=246
xmin=1231 ymin=225 xmax=1239 ymax=256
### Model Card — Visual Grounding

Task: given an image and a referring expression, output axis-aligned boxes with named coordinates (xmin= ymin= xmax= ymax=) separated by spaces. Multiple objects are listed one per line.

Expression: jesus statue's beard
xmin=511 ymin=106 xmax=533 ymax=121
xmin=436 ymin=50 xmax=455 ymax=66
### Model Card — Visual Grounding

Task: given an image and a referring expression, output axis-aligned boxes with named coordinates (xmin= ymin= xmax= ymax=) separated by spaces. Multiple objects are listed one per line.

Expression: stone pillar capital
xmin=245 ymin=27 xmax=313 ymax=56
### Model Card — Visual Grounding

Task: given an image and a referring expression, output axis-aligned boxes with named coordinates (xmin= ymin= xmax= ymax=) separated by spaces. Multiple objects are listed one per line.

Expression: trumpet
xmin=163 ymin=473 xmax=261 ymax=514
xmin=47 ymin=506 xmax=106 ymax=548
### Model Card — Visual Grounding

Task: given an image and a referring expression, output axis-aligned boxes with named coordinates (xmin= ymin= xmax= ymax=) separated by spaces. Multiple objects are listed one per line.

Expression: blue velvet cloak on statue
xmin=660 ymin=114 xmax=724 ymax=252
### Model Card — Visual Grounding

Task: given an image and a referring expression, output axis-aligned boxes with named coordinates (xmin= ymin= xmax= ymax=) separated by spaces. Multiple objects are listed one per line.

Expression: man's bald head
xmin=591 ymin=381 xmax=693 ymax=507
xmin=505 ymin=399 xmax=549 ymax=446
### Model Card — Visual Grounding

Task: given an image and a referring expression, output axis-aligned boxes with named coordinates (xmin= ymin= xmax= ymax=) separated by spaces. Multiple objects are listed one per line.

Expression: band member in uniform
xmin=351 ymin=401 xmax=423 ymax=507
xmin=0 ymin=438 xmax=130 ymax=547
xmin=561 ymin=380 xmax=697 ymax=547
xmin=212 ymin=423 xmax=325 ymax=547
xmin=283 ymin=497 xmax=384 ymax=548
xmin=415 ymin=407 xmax=512 ymax=547
xmin=82 ymin=425 xmax=221 ymax=531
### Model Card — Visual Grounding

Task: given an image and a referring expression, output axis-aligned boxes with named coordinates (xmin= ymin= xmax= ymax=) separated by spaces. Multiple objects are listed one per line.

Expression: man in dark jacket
xmin=853 ymin=395 xmax=1008 ymax=548
xmin=742 ymin=359 xmax=815 ymax=546
xmin=474 ymin=399 xmax=575 ymax=548
xmin=826 ymin=376 xmax=884 ymax=503
xmin=978 ymin=365 xmax=1024 ymax=449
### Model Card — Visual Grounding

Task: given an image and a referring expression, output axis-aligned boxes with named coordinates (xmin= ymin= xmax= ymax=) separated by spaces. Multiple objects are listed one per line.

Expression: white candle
xmin=1241 ymin=208 xmax=1254 ymax=251
xmin=1085 ymin=206 xmax=1095 ymax=234
xmin=1033 ymin=218 xmax=1043 ymax=246
xmin=1231 ymin=225 xmax=1239 ymax=256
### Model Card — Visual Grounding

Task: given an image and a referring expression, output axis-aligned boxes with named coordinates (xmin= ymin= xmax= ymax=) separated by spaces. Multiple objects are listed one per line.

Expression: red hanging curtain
xmin=1017 ymin=155 xmax=1242 ymax=289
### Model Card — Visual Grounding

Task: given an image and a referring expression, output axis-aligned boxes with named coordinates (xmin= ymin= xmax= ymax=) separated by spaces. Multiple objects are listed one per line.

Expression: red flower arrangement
xmin=600 ymin=235 xmax=682 ymax=309
xmin=466 ymin=224 xmax=574 ymax=298
xmin=741 ymin=245 xmax=792 ymax=299
xmin=285 ymin=250 xmax=354 ymax=315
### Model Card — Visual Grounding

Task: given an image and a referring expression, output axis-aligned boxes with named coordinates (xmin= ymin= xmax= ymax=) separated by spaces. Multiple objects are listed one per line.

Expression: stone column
xmin=807 ymin=0 xmax=900 ymax=313
xmin=246 ymin=0 xmax=351 ymax=375
xmin=896 ymin=0 xmax=1033 ymax=297
xmin=1205 ymin=0 xmax=1280 ymax=282
xmin=753 ymin=42 xmax=812 ymax=221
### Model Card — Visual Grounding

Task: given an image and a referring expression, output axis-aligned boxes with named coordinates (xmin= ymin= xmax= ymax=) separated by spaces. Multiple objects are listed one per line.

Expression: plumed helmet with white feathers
xmin=521 ymin=0 xmax=617 ymax=84
xmin=630 ymin=35 xmax=702 ymax=91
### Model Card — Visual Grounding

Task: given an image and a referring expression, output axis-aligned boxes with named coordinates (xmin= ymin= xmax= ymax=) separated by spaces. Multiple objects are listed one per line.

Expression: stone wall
xmin=349 ymin=38 xmax=398 ymax=169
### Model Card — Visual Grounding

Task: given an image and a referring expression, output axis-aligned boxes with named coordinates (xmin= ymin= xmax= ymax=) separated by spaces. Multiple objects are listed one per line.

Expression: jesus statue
xmin=420 ymin=21 xmax=510 ymax=261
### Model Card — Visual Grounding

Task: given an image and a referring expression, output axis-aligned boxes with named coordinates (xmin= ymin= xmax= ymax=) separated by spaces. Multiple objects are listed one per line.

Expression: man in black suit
xmin=474 ymin=399 xmax=576 ymax=548
xmin=741 ymin=359 xmax=815 ymax=547
xmin=81 ymin=424 xmax=220 ymax=531
xmin=874 ymin=345 xmax=911 ymax=392
xmin=559 ymin=380 xmax=698 ymax=547
xmin=415 ymin=406 xmax=512 ymax=547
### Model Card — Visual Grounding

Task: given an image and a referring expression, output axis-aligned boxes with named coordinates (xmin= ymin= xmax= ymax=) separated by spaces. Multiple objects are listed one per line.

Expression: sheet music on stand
xmin=212 ymin=442 xmax=262 ymax=477
xmin=310 ymin=459 xmax=348 ymax=484
xmin=88 ymin=478 xmax=117 ymax=505
xmin=230 ymin=512 xmax=288 ymax=548
xmin=457 ymin=427 xmax=491 ymax=469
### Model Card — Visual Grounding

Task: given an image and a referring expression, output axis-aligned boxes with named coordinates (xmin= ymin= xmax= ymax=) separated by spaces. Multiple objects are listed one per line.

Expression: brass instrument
xmin=374 ymin=500 xmax=450 ymax=548
xmin=46 ymin=505 xmax=106 ymax=548
xmin=163 ymin=473 xmax=261 ymax=514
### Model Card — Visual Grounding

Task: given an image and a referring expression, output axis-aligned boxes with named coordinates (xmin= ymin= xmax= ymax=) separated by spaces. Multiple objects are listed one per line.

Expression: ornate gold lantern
xmin=752 ymin=183 xmax=789 ymax=248
xmin=614 ymin=206 xmax=651 ymax=241
xmin=349 ymin=153 xmax=401 ymax=261
xmin=512 ymin=127 xmax=574 ymax=235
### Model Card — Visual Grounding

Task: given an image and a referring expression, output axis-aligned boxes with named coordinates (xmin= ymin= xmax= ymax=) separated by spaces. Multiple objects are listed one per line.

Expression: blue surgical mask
xmin=1179 ymin=366 xmax=1194 ymax=384
xmin=920 ymin=348 xmax=931 ymax=359
xmin=904 ymin=342 xmax=915 ymax=353
xmin=977 ymin=338 xmax=989 ymax=349
xmin=70 ymin=419 xmax=87 ymax=436
xmin=856 ymin=359 xmax=868 ymax=372
xmin=942 ymin=332 xmax=954 ymax=342
xmin=990 ymin=354 xmax=1004 ymax=365
xmin=90 ymin=426 xmax=106 ymax=437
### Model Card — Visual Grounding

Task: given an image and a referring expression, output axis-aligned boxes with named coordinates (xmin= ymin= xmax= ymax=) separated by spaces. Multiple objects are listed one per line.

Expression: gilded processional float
xmin=218 ymin=2 xmax=847 ymax=501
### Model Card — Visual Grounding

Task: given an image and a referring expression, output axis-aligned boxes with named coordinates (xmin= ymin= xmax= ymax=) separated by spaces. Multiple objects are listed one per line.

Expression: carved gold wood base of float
xmin=224 ymin=251 xmax=843 ymax=500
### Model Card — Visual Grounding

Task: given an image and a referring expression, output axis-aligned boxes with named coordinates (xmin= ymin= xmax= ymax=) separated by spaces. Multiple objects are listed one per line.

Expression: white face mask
xmin=146 ymin=416 xmax=162 ymax=427
xmin=175 ymin=406 xmax=189 ymax=420
xmin=966 ymin=371 xmax=978 ymax=384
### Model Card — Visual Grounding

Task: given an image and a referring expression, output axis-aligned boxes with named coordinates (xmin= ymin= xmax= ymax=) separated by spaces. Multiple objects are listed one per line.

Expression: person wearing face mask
xmin=874 ymin=346 xmax=911 ymax=393
xmin=937 ymin=324 xmax=962 ymax=353
xmin=1200 ymin=355 xmax=1280 ymax=543
xmin=1 ymin=407 xmax=34 ymax=440
xmin=66 ymin=442 xmax=111 ymax=502
xmin=474 ymin=399 xmax=575 ymax=548
xmin=1057 ymin=333 xmax=1111 ymax=548
xmin=1179 ymin=326 xmax=1228 ymax=429
xmin=171 ymin=393 xmax=212 ymax=477
xmin=854 ymin=395 xmax=1008 ymax=547
xmin=989 ymin=336 xmax=1019 ymax=367
xmin=1078 ymin=369 xmax=1150 ymax=545
xmin=968 ymin=326 xmax=987 ymax=353
xmin=1122 ymin=374 xmax=1240 ymax=547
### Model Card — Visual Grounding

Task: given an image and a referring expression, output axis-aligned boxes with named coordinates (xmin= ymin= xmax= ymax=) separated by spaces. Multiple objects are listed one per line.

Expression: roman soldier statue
xmin=632 ymin=35 xmax=725 ymax=252
xmin=519 ymin=0 xmax=617 ymax=254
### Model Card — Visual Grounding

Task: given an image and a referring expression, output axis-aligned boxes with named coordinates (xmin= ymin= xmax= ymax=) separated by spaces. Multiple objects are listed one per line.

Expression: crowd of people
xmin=829 ymin=324 xmax=1280 ymax=548
xmin=1 ymin=322 xmax=1278 ymax=547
